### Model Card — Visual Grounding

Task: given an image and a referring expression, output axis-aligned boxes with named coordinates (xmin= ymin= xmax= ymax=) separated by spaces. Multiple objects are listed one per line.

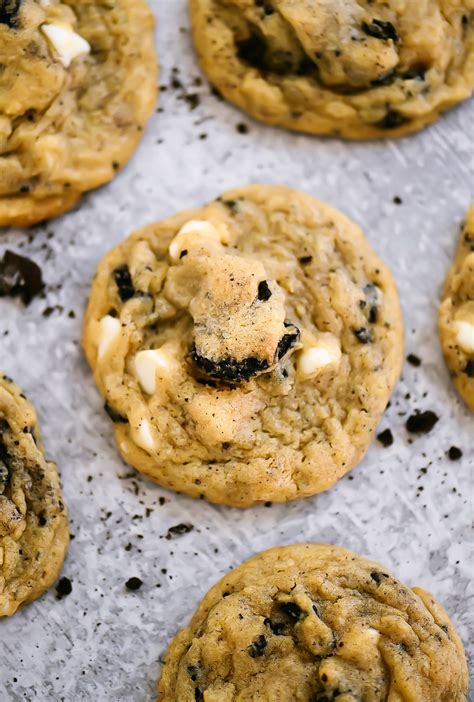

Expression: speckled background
xmin=0 ymin=2 xmax=473 ymax=700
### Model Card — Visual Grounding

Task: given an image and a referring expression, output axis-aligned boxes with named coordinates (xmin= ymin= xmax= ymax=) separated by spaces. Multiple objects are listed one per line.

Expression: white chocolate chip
xmin=297 ymin=336 xmax=342 ymax=378
xmin=134 ymin=349 xmax=172 ymax=395
xmin=169 ymin=220 xmax=229 ymax=261
xmin=97 ymin=315 xmax=121 ymax=360
xmin=41 ymin=22 xmax=91 ymax=68
xmin=454 ymin=320 xmax=474 ymax=353
xmin=134 ymin=419 xmax=155 ymax=452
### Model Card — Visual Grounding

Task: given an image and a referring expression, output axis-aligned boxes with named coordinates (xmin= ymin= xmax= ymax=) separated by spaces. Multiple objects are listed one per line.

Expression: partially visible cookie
xmin=157 ymin=544 xmax=468 ymax=701
xmin=439 ymin=207 xmax=474 ymax=412
xmin=0 ymin=374 xmax=69 ymax=617
xmin=0 ymin=0 xmax=158 ymax=227
xmin=83 ymin=185 xmax=403 ymax=506
xmin=189 ymin=0 xmax=474 ymax=139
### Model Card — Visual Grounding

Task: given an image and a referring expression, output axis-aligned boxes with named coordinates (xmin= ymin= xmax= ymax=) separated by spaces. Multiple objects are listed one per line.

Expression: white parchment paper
xmin=0 ymin=2 xmax=472 ymax=700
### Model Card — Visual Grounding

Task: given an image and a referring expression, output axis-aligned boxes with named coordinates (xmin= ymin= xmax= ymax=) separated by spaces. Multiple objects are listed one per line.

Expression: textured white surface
xmin=0 ymin=2 xmax=473 ymax=700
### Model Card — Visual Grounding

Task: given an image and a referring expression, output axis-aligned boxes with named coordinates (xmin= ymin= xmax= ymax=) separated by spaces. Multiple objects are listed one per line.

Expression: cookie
xmin=0 ymin=374 xmax=69 ymax=617
xmin=83 ymin=185 xmax=403 ymax=506
xmin=439 ymin=206 xmax=474 ymax=412
xmin=0 ymin=0 xmax=158 ymax=228
xmin=157 ymin=544 xmax=468 ymax=701
xmin=189 ymin=0 xmax=474 ymax=139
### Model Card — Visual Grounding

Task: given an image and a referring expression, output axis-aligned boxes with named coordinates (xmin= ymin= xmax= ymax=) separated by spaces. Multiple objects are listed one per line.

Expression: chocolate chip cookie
xmin=83 ymin=185 xmax=403 ymax=506
xmin=0 ymin=374 xmax=69 ymax=617
xmin=439 ymin=206 xmax=474 ymax=412
xmin=0 ymin=0 xmax=158 ymax=228
xmin=157 ymin=544 xmax=468 ymax=701
xmin=189 ymin=0 xmax=474 ymax=139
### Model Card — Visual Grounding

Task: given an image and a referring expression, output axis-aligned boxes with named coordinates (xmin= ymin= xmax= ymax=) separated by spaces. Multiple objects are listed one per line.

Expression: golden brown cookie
xmin=0 ymin=374 xmax=69 ymax=617
xmin=189 ymin=0 xmax=474 ymax=139
xmin=83 ymin=185 xmax=403 ymax=506
xmin=157 ymin=544 xmax=468 ymax=702
xmin=439 ymin=206 xmax=474 ymax=411
xmin=0 ymin=0 xmax=158 ymax=228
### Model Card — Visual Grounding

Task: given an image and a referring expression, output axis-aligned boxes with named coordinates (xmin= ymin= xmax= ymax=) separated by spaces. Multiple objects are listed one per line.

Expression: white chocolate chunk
xmin=297 ymin=337 xmax=342 ymax=378
xmin=134 ymin=419 xmax=155 ymax=452
xmin=169 ymin=220 xmax=229 ymax=261
xmin=134 ymin=349 xmax=172 ymax=395
xmin=454 ymin=320 xmax=474 ymax=353
xmin=41 ymin=22 xmax=91 ymax=68
xmin=97 ymin=315 xmax=121 ymax=360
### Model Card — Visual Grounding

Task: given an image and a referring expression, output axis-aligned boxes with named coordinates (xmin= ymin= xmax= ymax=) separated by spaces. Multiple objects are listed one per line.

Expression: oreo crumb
xmin=353 ymin=327 xmax=373 ymax=344
xmin=104 ymin=403 xmax=128 ymax=424
xmin=248 ymin=634 xmax=267 ymax=658
xmin=407 ymin=353 xmax=422 ymax=367
xmin=393 ymin=196 xmax=402 ymax=205
xmin=362 ymin=19 xmax=399 ymax=42
xmin=125 ymin=577 xmax=143 ymax=591
xmin=113 ymin=265 xmax=135 ymax=302
xmin=448 ymin=446 xmax=462 ymax=461
xmin=464 ymin=360 xmax=474 ymax=377
xmin=55 ymin=577 xmax=72 ymax=599
xmin=0 ymin=0 xmax=21 ymax=29
xmin=0 ymin=250 xmax=44 ymax=305
xmin=264 ymin=618 xmax=285 ymax=635
xmin=377 ymin=428 xmax=394 ymax=447
xmin=257 ymin=280 xmax=272 ymax=301
xmin=280 ymin=602 xmax=303 ymax=620
xmin=236 ymin=123 xmax=249 ymax=134
xmin=370 ymin=571 xmax=388 ymax=584
xmin=299 ymin=256 xmax=313 ymax=265
xmin=406 ymin=410 xmax=439 ymax=435
xmin=376 ymin=109 xmax=409 ymax=130
xmin=166 ymin=523 xmax=194 ymax=540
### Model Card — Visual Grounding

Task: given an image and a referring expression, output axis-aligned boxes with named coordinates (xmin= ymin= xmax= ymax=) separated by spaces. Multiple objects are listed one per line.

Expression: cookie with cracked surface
xmin=189 ymin=0 xmax=474 ymax=139
xmin=0 ymin=374 xmax=69 ymax=617
xmin=157 ymin=544 xmax=468 ymax=702
xmin=0 ymin=0 xmax=158 ymax=228
xmin=83 ymin=185 xmax=403 ymax=506
xmin=439 ymin=206 xmax=474 ymax=412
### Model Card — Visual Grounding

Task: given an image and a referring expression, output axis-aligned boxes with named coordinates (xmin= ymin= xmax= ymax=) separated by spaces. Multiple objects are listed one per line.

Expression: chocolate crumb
xmin=407 ymin=353 xmax=422 ymax=367
xmin=125 ymin=577 xmax=143 ymax=591
xmin=236 ymin=122 xmax=249 ymax=134
xmin=377 ymin=428 xmax=394 ymax=447
xmin=406 ymin=410 xmax=439 ymax=435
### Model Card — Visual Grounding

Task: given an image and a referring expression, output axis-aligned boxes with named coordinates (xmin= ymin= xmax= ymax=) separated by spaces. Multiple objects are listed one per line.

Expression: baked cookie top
xmin=0 ymin=0 xmax=158 ymax=228
xmin=83 ymin=185 xmax=403 ymax=506
xmin=0 ymin=374 xmax=69 ymax=617
xmin=439 ymin=206 xmax=474 ymax=412
xmin=157 ymin=544 xmax=468 ymax=701
xmin=189 ymin=0 xmax=474 ymax=139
